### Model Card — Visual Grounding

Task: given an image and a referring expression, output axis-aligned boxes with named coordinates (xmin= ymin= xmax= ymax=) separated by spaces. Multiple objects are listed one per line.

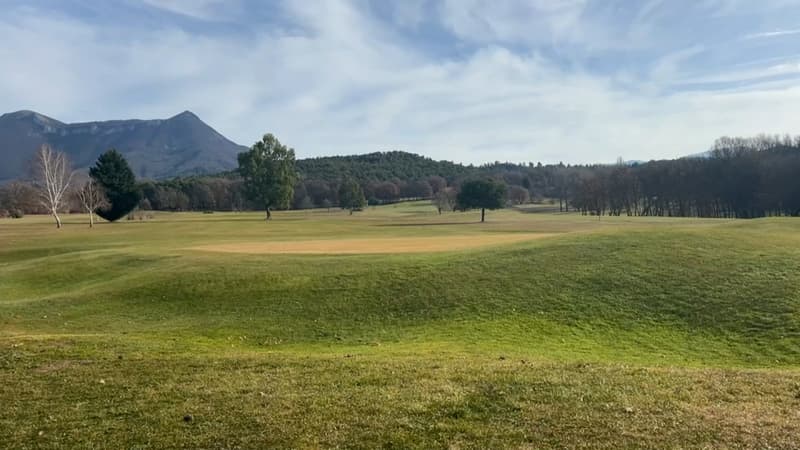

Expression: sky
xmin=1 ymin=0 xmax=799 ymax=164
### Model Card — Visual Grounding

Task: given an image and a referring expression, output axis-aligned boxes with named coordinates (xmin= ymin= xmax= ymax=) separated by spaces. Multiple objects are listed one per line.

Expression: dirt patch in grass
xmin=189 ymin=233 xmax=556 ymax=254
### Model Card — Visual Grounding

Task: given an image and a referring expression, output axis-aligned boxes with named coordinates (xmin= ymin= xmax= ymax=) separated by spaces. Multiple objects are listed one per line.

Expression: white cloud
xmin=139 ymin=0 xmax=231 ymax=20
xmin=438 ymin=0 xmax=592 ymax=46
xmin=650 ymin=45 xmax=706 ymax=83
xmin=677 ymin=61 xmax=800 ymax=86
xmin=0 ymin=0 xmax=799 ymax=165
xmin=744 ymin=29 xmax=800 ymax=40
xmin=700 ymin=0 xmax=799 ymax=16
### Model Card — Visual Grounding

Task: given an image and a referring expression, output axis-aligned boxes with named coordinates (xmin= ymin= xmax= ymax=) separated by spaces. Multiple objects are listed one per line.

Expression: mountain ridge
xmin=0 ymin=109 xmax=246 ymax=182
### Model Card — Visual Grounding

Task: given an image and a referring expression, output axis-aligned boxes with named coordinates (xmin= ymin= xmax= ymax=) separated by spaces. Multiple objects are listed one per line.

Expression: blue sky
xmin=1 ymin=0 xmax=799 ymax=164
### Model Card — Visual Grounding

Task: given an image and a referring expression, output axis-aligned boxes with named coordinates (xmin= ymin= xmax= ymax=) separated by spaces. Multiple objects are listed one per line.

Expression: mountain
xmin=0 ymin=110 xmax=246 ymax=182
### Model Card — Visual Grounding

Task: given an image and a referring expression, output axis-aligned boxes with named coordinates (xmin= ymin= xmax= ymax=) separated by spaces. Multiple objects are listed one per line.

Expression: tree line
xmin=0 ymin=146 xmax=141 ymax=226
xmin=562 ymin=135 xmax=800 ymax=218
xmin=4 ymin=133 xmax=800 ymax=223
xmin=0 ymin=133 xmax=509 ymax=225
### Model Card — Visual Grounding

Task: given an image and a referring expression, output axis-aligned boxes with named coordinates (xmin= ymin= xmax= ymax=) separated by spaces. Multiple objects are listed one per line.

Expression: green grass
xmin=2 ymin=203 xmax=800 ymax=448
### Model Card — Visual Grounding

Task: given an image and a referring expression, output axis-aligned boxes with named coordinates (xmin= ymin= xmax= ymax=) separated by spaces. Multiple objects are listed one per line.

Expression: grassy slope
xmin=2 ymin=203 xmax=800 ymax=448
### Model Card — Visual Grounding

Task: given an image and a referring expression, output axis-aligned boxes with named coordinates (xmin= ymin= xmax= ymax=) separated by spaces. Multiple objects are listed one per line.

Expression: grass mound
xmin=2 ymin=203 xmax=799 ymax=448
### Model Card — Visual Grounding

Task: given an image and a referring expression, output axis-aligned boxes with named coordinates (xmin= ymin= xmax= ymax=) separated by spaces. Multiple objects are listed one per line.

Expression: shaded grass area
xmin=2 ymin=203 xmax=800 ymax=447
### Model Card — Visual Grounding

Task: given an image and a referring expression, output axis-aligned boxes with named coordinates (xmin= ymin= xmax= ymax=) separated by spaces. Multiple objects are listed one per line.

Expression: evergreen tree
xmin=89 ymin=149 xmax=141 ymax=222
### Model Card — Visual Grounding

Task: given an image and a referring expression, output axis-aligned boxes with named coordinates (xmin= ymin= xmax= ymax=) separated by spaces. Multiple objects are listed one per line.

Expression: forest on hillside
xmin=2 ymin=134 xmax=800 ymax=218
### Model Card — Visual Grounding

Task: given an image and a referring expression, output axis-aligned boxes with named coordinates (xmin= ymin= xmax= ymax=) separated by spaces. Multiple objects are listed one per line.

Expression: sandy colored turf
xmin=189 ymin=232 xmax=557 ymax=254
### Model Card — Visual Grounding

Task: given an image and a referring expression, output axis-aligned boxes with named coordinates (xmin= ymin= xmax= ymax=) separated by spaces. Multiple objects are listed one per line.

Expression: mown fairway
xmin=2 ymin=203 xmax=800 ymax=448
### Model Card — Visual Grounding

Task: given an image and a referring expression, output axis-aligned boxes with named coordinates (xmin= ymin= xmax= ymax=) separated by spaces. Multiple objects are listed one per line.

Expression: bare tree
xmin=507 ymin=185 xmax=530 ymax=205
xmin=33 ymin=145 xmax=73 ymax=228
xmin=75 ymin=177 xmax=108 ymax=228
xmin=0 ymin=181 xmax=40 ymax=217
xmin=432 ymin=187 xmax=457 ymax=214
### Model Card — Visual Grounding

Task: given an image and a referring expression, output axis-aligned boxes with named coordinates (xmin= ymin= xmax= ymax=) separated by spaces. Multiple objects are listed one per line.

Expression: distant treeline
xmin=136 ymin=173 xmax=447 ymax=212
xmin=3 ymin=135 xmax=800 ymax=218
xmin=562 ymin=135 xmax=800 ymax=218
xmin=129 ymin=135 xmax=800 ymax=218
xmin=129 ymin=151 xmax=466 ymax=212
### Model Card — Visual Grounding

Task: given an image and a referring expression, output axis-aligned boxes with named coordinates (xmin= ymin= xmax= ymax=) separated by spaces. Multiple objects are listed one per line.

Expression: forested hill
xmin=296 ymin=151 xmax=475 ymax=182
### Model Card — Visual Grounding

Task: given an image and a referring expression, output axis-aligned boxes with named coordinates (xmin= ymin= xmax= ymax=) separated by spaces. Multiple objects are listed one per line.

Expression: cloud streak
xmin=744 ymin=29 xmax=800 ymax=40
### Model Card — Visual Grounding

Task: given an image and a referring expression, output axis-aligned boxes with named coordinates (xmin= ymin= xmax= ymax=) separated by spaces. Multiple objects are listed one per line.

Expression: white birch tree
xmin=75 ymin=177 xmax=108 ymax=228
xmin=33 ymin=144 xmax=73 ymax=228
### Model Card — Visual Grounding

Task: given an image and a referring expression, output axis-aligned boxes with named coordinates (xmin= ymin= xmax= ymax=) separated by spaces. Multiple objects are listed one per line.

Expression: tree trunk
xmin=265 ymin=207 xmax=272 ymax=221
xmin=481 ymin=208 xmax=485 ymax=222
xmin=89 ymin=211 xmax=94 ymax=228
xmin=53 ymin=210 xmax=62 ymax=229
xmin=349 ymin=209 xmax=353 ymax=215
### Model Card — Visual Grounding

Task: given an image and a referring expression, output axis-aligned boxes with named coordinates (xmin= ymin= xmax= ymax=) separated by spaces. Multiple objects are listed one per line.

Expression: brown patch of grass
xmin=34 ymin=359 xmax=92 ymax=373
xmin=189 ymin=233 xmax=557 ymax=254
xmin=692 ymin=402 xmax=800 ymax=448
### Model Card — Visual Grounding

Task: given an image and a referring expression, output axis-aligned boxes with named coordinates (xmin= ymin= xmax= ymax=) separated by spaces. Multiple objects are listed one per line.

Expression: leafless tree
xmin=75 ymin=177 xmax=108 ymax=228
xmin=507 ymin=185 xmax=530 ymax=205
xmin=33 ymin=145 xmax=73 ymax=228
xmin=432 ymin=187 xmax=457 ymax=214
xmin=0 ymin=181 xmax=41 ymax=216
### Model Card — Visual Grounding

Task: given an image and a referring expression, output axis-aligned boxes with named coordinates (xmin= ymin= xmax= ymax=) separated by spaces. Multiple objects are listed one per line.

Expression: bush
xmin=10 ymin=209 xmax=24 ymax=219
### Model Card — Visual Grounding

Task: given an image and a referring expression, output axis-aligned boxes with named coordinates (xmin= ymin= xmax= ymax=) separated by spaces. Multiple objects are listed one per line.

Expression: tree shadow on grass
xmin=374 ymin=221 xmax=482 ymax=227
xmin=511 ymin=205 xmax=562 ymax=214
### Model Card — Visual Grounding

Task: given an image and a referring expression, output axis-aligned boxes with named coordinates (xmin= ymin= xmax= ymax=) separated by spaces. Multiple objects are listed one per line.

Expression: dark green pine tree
xmin=89 ymin=149 xmax=141 ymax=222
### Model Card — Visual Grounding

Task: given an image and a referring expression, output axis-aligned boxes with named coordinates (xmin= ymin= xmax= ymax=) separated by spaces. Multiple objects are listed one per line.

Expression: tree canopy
xmin=89 ymin=149 xmax=141 ymax=222
xmin=338 ymin=178 xmax=366 ymax=214
xmin=237 ymin=133 xmax=297 ymax=220
xmin=457 ymin=179 xmax=507 ymax=222
xmin=296 ymin=151 xmax=472 ymax=185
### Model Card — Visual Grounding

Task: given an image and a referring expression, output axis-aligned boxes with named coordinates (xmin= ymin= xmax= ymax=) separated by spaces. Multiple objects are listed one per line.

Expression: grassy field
xmin=2 ymin=203 xmax=800 ymax=448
